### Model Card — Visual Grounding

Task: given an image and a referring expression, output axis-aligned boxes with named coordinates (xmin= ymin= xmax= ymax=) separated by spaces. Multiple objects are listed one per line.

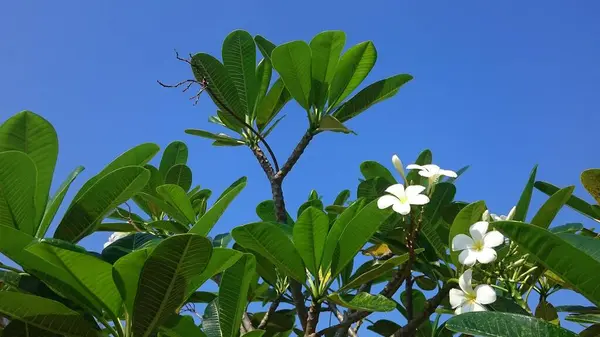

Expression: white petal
xmin=490 ymin=214 xmax=501 ymax=221
xmin=458 ymin=269 xmax=474 ymax=294
xmin=456 ymin=302 xmax=475 ymax=314
xmin=439 ymin=169 xmax=458 ymax=178
xmin=408 ymin=194 xmax=430 ymax=206
xmin=405 ymin=185 xmax=426 ymax=197
xmin=483 ymin=231 xmax=504 ymax=248
xmin=469 ymin=221 xmax=489 ymax=241
xmin=377 ymin=195 xmax=399 ymax=210
xmin=459 ymin=249 xmax=477 ymax=266
xmin=406 ymin=164 xmax=424 ymax=170
xmin=476 ymin=247 xmax=497 ymax=264
xmin=507 ymin=206 xmax=516 ymax=220
xmin=393 ymin=201 xmax=411 ymax=215
xmin=470 ymin=302 xmax=488 ymax=312
xmin=422 ymin=164 xmax=440 ymax=173
xmin=482 ymin=210 xmax=490 ymax=221
xmin=451 ymin=234 xmax=474 ymax=251
xmin=385 ymin=184 xmax=406 ymax=199
xmin=475 ymin=285 xmax=497 ymax=305
xmin=449 ymin=289 xmax=467 ymax=309
xmin=392 ymin=155 xmax=405 ymax=179
xmin=418 ymin=170 xmax=434 ymax=178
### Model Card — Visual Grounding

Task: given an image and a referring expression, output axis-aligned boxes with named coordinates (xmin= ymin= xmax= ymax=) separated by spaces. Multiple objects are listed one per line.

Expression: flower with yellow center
xmin=449 ymin=269 xmax=496 ymax=314
xmin=451 ymin=221 xmax=504 ymax=266
xmin=377 ymin=184 xmax=430 ymax=215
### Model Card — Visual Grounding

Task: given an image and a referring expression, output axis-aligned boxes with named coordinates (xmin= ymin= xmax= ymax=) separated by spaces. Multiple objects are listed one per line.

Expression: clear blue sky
xmin=1 ymin=0 xmax=599 ymax=333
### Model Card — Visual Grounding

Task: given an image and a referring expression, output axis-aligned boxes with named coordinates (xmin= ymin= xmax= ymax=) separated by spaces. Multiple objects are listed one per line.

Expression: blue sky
xmin=1 ymin=0 xmax=599 ymax=333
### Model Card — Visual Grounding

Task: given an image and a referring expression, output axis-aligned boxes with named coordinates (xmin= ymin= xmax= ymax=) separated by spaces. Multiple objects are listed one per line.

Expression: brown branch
xmin=274 ymin=130 xmax=314 ymax=181
xmin=328 ymin=302 xmax=358 ymax=337
xmin=305 ymin=299 xmax=321 ymax=336
xmin=257 ymin=295 xmax=282 ymax=330
xmin=393 ymin=284 xmax=452 ymax=337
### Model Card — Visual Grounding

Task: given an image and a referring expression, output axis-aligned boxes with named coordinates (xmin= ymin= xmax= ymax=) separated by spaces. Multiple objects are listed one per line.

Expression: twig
xmin=328 ymin=302 xmax=358 ymax=337
xmin=393 ymin=284 xmax=453 ymax=337
xmin=257 ymin=295 xmax=282 ymax=329
xmin=274 ymin=130 xmax=314 ymax=181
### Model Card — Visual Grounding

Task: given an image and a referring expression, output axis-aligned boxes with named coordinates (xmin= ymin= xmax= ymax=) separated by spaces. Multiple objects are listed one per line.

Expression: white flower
xmin=451 ymin=221 xmax=504 ymax=266
xmin=490 ymin=206 xmax=516 ymax=222
xmin=406 ymin=164 xmax=457 ymax=183
xmin=103 ymin=232 xmax=131 ymax=249
xmin=482 ymin=210 xmax=490 ymax=222
xmin=377 ymin=184 xmax=430 ymax=215
xmin=392 ymin=154 xmax=406 ymax=182
xmin=450 ymin=269 xmax=496 ymax=314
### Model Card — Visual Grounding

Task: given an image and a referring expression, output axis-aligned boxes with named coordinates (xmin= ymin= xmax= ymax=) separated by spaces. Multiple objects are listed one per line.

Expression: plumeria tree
xmin=0 ymin=29 xmax=599 ymax=337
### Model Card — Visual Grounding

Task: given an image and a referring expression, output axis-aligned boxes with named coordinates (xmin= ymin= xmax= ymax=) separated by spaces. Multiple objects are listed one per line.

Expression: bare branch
xmin=257 ymin=295 xmax=282 ymax=330
xmin=393 ymin=284 xmax=453 ymax=337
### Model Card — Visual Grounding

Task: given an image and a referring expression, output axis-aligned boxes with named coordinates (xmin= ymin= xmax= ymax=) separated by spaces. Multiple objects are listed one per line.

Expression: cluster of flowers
xmin=377 ymin=154 xmax=516 ymax=315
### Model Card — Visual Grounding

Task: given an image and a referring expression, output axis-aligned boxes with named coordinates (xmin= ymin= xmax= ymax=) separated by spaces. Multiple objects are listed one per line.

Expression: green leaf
xmin=494 ymin=221 xmax=600 ymax=306
xmin=156 ymin=184 xmax=196 ymax=224
xmin=333 ymin=74 xmax=412 ymax=122
xmin=271 ymin=41 xmax=312 ymax=110
xmin=223 ymin=30 xmax=258 ymax=117
xmin=424 ymin=182 xmax=456 ymax=224
xmin=187 ymin=248 xmax=243 ymax=298
xmin=0 ymin=224 xmax=36 ymax=264
xmin=255 ymin=59 xmax=273 ymax=112
xmin=0 ymin=151 xmax=37 ymax=235
xmin=191 ymin=53 xmax=245 ymax=117
xmin=400 ymin=289 xmax=431 ymax=335
xmin=0 ymin=292 xmax=100 ymax=337
xmin=530 ymin=186 xmax=574 ymax=228
xmin=54 ymin=166 xmax=150 ymax=243
xmin=535 ymin=299 xmax=559 ymax=325
xmin=137 ymin=192 xmax=190 ymax=225
xmin=582 ymin=169 xmax=600 ymax=205
xmin=558 ymin=233 xmax=600 ymax=264
xmin=73 ymin=143 xmax=159 ymax=201
xmin=514 ymin=165 xmax=538 ymax=222
xmin=550 ymin=223 xmax=583 ymax=234
xmin=160 ymin=314 xmax=207 ymax=337
xmin=212 ymin=233 xmax=232 ymax=248
xmin=218 ymin=254 xmax=256 ymax=337
xmin=367 ymin=320 xmax=402 ymax=336
xmin=132 ymin=234 xmax=213 ymax=337
xmin=202 ymin=299 xmax=222 ymax=337
xmin=256 ymin=78 xmax=291 ymax=131
xmin=38 ymin=166 xmax=85 ymax=238
xmin=446 ymin=312 xmax=577 ymax=337
xmin=328 ymin=292 xmax=395 ymax=312
xmin=555 ymin=305 xmax=600 ymax=314
xmin=317 ymin=115 xmax=353 ymax=134
xmin=190 ymin=177 xmax=247 ymax=236
xmin=242 ymin=331 xmax=265 ymax=337
xmin=26 ymin=241 xmax=122 ymax=317
xmin=449 ymin=201 xmax=487 ymax=267
xmin=328 ymin=41 xmax=377 ymax=108
xmin=328 ymin=199 xmax=393 ymax=277
xmin=293 ymin=207 xmax=328 ymax=276
xmin=535 ymin=181 xmax=600 ymax=221
xmin=309 ymin=30 xmax=345 ymax=110
xmin=357 ymin=177 xmax=389 ymax=201
xmin=248 ymin=310 xmax=295 ymax=335
xmin=0 ymin=111 xmax=58 ymax=228
xmin=159 ymin=141 xmax=188 ymax=179
xmin=185 ymin=129 xmax=245 ymax=145
xmin=414 ymin=276 xmax=437 ymax=291
xmin=255 ymin=200 xmax=294 ymax=225
xmin=320 ymin=200 xmax=364 ymax=274
xmin=255 ymin=35 xmax=276 ymax=62
xmin=232 ymin=222 xmax=306 ymax=283
xmin=113 ymin=247 xmax=152 ymax=315
xmin=165 ymin=164 xmax=193 ymax=192
xmin=102 ymin=232 xmax=159 ymax=264
xmin=340 ymin=253 xmax=411 ymax=291
xmin=360 ymin=161 xmax=397 ymax=184
xmin=133 ymin=164 xmax=164 ymax=218
xmin=565 ymin=313 xmax=600 ymax=324
xmin=580 ymin=324 xmax=600 ymax=337
xmin=488 ymin=296 xmax=531 ymax=316
xmin=187 ymin=291 xmax=217 ymax=303
xmin=2 ymin=320 xmax=62 ymax=337
xmin=406 ymin=150 xmax=432 ymax=186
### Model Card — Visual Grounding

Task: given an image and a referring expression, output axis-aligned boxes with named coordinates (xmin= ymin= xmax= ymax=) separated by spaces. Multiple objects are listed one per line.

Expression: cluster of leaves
xmin=1 ymin=29 xmax=599 ymax=337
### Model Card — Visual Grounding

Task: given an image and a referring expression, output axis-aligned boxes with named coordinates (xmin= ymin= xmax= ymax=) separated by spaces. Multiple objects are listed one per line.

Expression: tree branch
xmin=393 ymin=284 xmax=452 ymax=337
xmin=257 ymin=295 xmax=282 ymax=330
xmin=305 ymin=299 xmax=321 ymax=336
xmin=328 ymin=302 xmax=358 ymax=337
xmin=274 ymin=130 xmax=314 ymax=181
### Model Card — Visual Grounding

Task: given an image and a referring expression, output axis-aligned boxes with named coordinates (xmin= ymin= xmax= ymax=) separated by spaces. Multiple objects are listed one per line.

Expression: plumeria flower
xmin=450 ymin=269 xmax=496 ymax=314
xmin=391 ymin=154 xmax=406 ymax=182
xmin=377 ymin=184 xmax=430 ymax=215
xmin=451 ymin=221 xmax=504 ymax=266
xmin=490 ymin=206 xmax=516 ymax=222
xmin=406 ymin=164 xmax=457 ymax=183
xmin=103 ymin=232 xmax=131 ymax=249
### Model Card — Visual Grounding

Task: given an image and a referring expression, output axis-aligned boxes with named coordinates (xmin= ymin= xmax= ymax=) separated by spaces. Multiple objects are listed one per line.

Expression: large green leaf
xmin=185 ymin=129 xmax=245 ymax=145
xmin=445 ymin=312 xmax=578 ymax=337
xmin=448 ymin=201 xmax=487 ymax=267
xmin=38 ymin=166 xmax=85 ymax=238
xmin=165 ymin=164 xmax=193 ymax=192
xmin=309 ymin=30 xmax=345 ymax=110
xmin=113 ymin=247 xmax=152 ymax=315
xmin=189 ymin=177 xmax=247 ymax=236
xmin=333 ymin=74 xmax=412 ymax=122
xmin=255 ymin=200 xmax=294 ymax=225
xmin=232 ymin=222 xmax=306 ymax=283
xmin=54 ymin=166 xmax=150 ymax=243
xmin=218 ymin=254 xmax=256 ymax=337
xmin=535 ymin=181 xmax=600 ymax=221
xmin=582 ymin=169 xmax=600 ymax=204
xmin=132 ymin=234 xmax=212 ymax=337
xmin=317 ymin=115 xmax=353 ymax=134
xmin=160 ymin=314 xmax=207 ymax=337
xmin=328 ymin=199 xmax=393 ymax=277
xmin=292 ymin=207 xmax=328 ymax=276
xmin=360 ymin=161 xmax=396 ymax=184
xmin=159 ymin=141 xmax=188 ymax=179
xmin=255 ymin=59 xmax=273 ymax=119
xmin=187 ymin=248 xmax=243 ymax=298
xmin=191 ymin=53 xmax=245 ymax=117
xmin=320 ymin=200 xmax=364 ymax=274
xmin=367 ymin=320 xmax=402 ymax=336
xmin=514 ymin=165 xmax=538 ymax=222
xmin=327 ymin=292 xmax=395 ymax=312
xmin=0 ymin=224 xmax=36 ymax=264
xmin=133 ymin=164 xmax=164 ymax=218
xmin=0 ymin=151 xmax=37 ymax=235
xmin=222 ymin=30 xmax=258 ymax=117
xmin=558 ymin=233 xmax=600 ymax=264
xmin=328 ymin=41 xmax=377 ymax=109
xmin=0 ymin=111 xmax=58 ymax=227
xmin=2 ymin=320 xmax=62 ymax=337
xmin=102 ymin=232 xmax=159 ymax=264
xmin=137 ymin=192 xmax=190 ymax=224
xmin=530 ymin=186 xmax=574 ymax=228
xmin=271 ymin=41 xmax=312 ymax=110
xmin=156 ymin=184 xmax=196 ymax=224
xmin=26 ymin=241 xmax=122 ymax=317
xmin=494 ymin=221 xmax=600 ymax=306
xmin=255 ymin=35 xmax=276 ymax=62
xmin=73 ymin=143 xmax=159 ymax=201
xmin=0 ymin=292 xmax=100 ymax=337
xmin=340 ymin=253 xmax=411 ymax=291
xmin=256 ymin=78 xmax=291 ymax=131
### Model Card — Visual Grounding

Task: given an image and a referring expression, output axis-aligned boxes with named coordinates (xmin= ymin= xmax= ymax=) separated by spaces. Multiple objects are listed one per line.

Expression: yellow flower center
xmin=399 ymin=196 xmax=408 ymax=203
xmin=472 ymin=240 xmax=484 ymax=252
